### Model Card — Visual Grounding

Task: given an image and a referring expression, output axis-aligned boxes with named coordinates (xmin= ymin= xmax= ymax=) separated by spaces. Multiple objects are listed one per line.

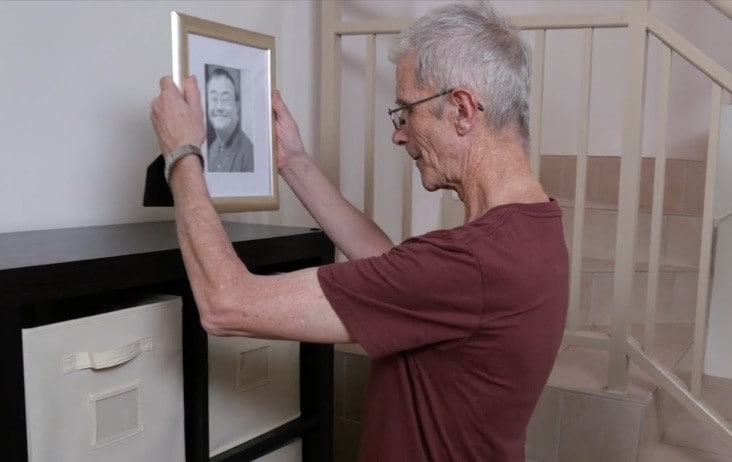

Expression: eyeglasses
xmin=388 ymin=88 xmax=452 ymax=130
xmin=387 ymin=88 xmax=485 ymax=130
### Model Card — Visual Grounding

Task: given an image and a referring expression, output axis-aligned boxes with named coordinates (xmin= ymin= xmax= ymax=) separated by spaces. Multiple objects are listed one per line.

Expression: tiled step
xmin=524 ymin=324 xmax=694 ymax=461
xmin=559 ymin=199 xmax=701 ymax=326
xmin=539 ymin=155 xmax=706 ymax=219
xmin=548 ymin=324 xmax=693 ymax=399
xmin=525 ymin=386 xmax=654 ymax=462
xmin=649 ymin=442 xmax=732 ymax=462
xmin=561 ymin=201 xmax=702 ymax=327
xmin=656 ymin=386 xmax=732 ymax=459
xmin=653 ymin=348 xmax=732 ymax=458
xmin=561 ymin=204 xmax=702 ymax=271
xmin=576 ymin=264 xmax=698 ymax=326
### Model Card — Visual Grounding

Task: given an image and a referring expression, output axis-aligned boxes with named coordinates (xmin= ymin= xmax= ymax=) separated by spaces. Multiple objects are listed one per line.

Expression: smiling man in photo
xmin=205 ymin=64 xmax=254 ymax=172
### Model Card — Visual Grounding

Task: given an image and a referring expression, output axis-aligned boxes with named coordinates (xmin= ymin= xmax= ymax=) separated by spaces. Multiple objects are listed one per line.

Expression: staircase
xmin=525 ymin=324 xmax=732 ymax=462
xmin=523 ymin=155 xmax=732 ymax=461
xmin=324 ymin=1 xmax=732 ymax=460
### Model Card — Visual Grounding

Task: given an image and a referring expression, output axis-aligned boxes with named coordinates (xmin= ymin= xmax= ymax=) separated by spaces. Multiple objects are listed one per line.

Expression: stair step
xmin=560 ymin=204 xmax=702 ymax=271
xmin=579 ymin=257 xmax=696 ymax=273
xmin=555 ymin=197 xmax=703 ymax=218
xmin=524 ymin=324 xmax=695 ymax=461
xmin=548 ymin=324 xmax=693 ymax=399
xmin=656 ymin=377 xmax=732 ymax=458
xmin=578 ymin=268 xmax=698 ymax=326
xmin=649 ymin=442 xmax=732 ymax=462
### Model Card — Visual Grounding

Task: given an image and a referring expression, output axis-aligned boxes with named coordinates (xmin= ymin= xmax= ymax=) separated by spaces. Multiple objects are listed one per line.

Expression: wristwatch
xmin=164 ymin=144 xmax=204 ymax=183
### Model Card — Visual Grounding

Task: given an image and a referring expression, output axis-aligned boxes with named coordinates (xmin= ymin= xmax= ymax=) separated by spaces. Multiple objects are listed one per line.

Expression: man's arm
xmin=273 ymin=91 xmax=394 ymax=260
xmin=150 ymin=76 xmax=353 ymax=343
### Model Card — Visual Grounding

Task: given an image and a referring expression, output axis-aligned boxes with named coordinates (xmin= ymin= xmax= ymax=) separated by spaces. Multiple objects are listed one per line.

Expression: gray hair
xmin=388 ymin=1 xmax=531 ymax=148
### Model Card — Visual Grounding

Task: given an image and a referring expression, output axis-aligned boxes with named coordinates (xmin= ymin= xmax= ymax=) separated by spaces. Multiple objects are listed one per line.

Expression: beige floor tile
xmin=639 ymin=158 xmax=656 ymax=213
xmin=657 ymin=380 xmax=732 ymax=458
xmin=526 ymin=387 xmax=562 ymax=462
xmin=558 ymin=391 xmax=645 ymax=462
xmin=583 ymin=209 xmax=618 ymax=261
xmin=664 ymin=215 xmax=702 ymax=269
xmin=683 ymin=161 xmax=706 ymax=216
xmin=541 ymin=155 xmax=565 ymax=199
xmin=561 ymin=155 xmax=578 ymax=200
xmin=651 ymin=443 xmax=732 ymax=462
xmin=548 ymin=323 xmax=693 ymax=400
xmin=670 ymin=272 xmax=699 ymax=323
xmin=664 ymin=160 xmax=687 ymax=215
xmin=589 ymin=157 xmax=621 ymax=207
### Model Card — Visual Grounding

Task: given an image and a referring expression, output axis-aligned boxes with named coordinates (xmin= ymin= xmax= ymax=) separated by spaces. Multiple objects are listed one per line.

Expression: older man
xmin=150 ymin=2 xmax=568 ymax=460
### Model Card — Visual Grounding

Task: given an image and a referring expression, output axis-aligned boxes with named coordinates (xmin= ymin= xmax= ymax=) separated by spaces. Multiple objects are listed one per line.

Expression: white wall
xmin=0 ymin=1 xmax=319 ymax=233
xmin=2 ymin=1 xmax=730 ymax=238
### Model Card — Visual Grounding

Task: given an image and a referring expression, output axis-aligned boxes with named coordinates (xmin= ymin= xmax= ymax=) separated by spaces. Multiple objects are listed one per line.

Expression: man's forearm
xmin=168 ymin=156 xmax=251 ymax=331
xmin=281 ymin=153 xmax=393 ymax=260
xmin=167 ymin=155 xmax=353 ymax=343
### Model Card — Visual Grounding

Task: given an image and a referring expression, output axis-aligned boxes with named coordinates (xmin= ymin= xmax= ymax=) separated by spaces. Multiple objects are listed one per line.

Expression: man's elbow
xmin=196 ymin=277 xmax=251 ymax=337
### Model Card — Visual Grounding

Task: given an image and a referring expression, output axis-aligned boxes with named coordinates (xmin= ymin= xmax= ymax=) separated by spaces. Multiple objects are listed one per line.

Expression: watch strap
xmin=164 ymin=144 xmax=204 ymax=183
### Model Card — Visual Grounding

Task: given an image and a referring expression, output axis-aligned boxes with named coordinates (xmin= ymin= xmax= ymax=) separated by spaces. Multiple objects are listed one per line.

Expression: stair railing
xmin=610 ymin=0 xmax=732 ymax=447
xmin=319 ymin=0 xmax=732 ymax=448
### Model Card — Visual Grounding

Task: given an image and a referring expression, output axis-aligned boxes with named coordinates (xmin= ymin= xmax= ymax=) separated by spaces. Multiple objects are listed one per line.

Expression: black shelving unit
xmin=0 ymin=221 xmax=334 ymax=462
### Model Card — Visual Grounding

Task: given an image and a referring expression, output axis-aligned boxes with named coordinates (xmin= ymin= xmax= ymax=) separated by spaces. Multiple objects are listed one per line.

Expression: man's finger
xmin=159 ymin=75 xmax=176 ymax=91
xmin=183 ymin=75 xmax=198 ymax=100
xmin=273 ymin=90 xmax=293 ymax=121
xmin=183 ymin=76 xmax=203 ymax=117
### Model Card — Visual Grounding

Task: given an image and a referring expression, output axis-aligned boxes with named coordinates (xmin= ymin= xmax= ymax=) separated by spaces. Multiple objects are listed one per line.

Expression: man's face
xmin=391 ymin=54 xmax=452 ymax=192
xmin=207 ymin=75 xmax=239 ymax=133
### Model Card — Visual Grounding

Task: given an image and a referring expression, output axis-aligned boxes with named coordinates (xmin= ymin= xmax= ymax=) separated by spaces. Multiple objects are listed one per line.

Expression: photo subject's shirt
xmin=208 ymin=129 xmax=253 ymax=172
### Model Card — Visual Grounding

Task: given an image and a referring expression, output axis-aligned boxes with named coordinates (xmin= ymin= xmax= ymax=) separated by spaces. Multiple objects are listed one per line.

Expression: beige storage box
xmin=253 ymin=439 xmax=302 ymax=462
xmin=208 ymin=335 xmax=300 ymax=456
xmin=22 ymin=294 xmax=185 ymax=462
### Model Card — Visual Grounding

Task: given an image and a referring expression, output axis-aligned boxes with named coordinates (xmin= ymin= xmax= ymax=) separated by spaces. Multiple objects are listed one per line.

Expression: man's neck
xmin=457 ymin=140 xmax=548 ymax=223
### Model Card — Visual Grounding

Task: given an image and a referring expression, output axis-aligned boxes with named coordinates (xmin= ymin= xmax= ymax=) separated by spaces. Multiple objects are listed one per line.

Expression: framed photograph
xmin=171 ymin=12 xmax=278 ymax=212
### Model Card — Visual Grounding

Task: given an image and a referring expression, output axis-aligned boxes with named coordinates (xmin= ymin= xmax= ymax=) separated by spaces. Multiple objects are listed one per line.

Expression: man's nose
xmin=391 ymin=126 xmax=407 ymax=146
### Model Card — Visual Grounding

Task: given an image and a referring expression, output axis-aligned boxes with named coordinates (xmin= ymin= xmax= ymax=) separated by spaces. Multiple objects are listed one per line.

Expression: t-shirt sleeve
xmin=317 ymin=234 xmax=484 ymax=359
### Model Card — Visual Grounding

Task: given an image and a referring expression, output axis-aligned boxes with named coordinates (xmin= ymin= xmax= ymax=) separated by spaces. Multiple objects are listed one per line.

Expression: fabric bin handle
xmin=62 ymin=337 xmax=153 ymax=374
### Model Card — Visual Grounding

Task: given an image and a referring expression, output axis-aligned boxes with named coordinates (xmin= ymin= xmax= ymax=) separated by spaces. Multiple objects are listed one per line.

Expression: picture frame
xmin=171 ymin=12 xmax=278 ymax=212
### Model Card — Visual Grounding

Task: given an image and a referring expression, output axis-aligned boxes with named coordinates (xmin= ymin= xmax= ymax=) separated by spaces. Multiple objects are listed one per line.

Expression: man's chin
xmin=420 ymin=176 xmax=439 ymax=192
xmin=211 ymin=124 xmax=231 ymax=133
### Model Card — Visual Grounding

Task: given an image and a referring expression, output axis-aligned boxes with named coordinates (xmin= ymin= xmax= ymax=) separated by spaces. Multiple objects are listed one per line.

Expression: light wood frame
xmin=171 ymin=12 xmax=278 ymax=213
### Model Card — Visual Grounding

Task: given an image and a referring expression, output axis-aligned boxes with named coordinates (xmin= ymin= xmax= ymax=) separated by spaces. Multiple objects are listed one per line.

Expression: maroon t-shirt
xmin=318 ymin=201 xmax=568 ymax=462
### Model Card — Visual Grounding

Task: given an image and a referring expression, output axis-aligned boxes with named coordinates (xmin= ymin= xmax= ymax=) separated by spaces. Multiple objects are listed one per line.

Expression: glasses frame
xmin=387 ymin=88 xmax=453 ymax=130
xmin=387 ymin=88 xmax=485 ymax=130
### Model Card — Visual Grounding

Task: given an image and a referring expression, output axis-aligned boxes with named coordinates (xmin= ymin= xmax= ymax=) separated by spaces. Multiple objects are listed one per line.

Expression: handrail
xmin=646 ymin=14 xmax=732 ymax=92
xmin=334 ymin=14 xmax=629 ymax=36
xmin=707 ymin=0 xmax=732 ymax=21
xmin=628 ymin=337 xmax=732 ymax=445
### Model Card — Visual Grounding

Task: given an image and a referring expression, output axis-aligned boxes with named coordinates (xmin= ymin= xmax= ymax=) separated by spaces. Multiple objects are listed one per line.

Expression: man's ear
xmin=450 ymin=89 xmax=481 ymax=135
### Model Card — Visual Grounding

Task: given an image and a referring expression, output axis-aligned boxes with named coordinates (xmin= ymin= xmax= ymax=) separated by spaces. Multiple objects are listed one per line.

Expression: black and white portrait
xmin=174 ymin=12 xmax=277 ymax=212
xmin=205 ymin=64 xmax=254 ymax=173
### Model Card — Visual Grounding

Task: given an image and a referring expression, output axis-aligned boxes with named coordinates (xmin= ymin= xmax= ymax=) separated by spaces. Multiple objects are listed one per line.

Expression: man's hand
xmin=150 ymin=76 xmax=206 ymax=156
xmin=272 ymin=90 xmax=308 ymax=170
